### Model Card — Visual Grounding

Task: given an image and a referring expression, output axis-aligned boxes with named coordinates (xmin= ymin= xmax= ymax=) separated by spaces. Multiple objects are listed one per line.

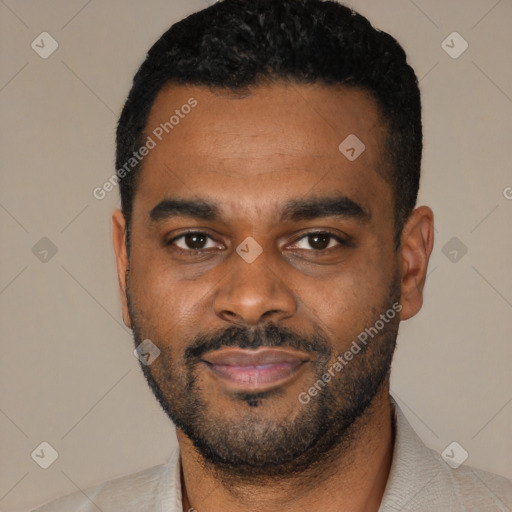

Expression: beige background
xmin=1 ymin=0 xmax=511 ymax=510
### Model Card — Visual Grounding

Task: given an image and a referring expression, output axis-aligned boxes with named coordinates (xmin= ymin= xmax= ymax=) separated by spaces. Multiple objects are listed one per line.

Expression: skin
xmin=112 ymin=82 xmax=434 ymax=512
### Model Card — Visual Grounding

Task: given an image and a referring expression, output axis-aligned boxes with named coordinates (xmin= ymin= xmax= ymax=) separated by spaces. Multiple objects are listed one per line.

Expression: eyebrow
xmin=148 ymin=195 xmax=370 ymax=224
xmin=149 ymin=198 xmax=220 ymax=222
xmin=280 ymin=196 xmax=370 ymax=224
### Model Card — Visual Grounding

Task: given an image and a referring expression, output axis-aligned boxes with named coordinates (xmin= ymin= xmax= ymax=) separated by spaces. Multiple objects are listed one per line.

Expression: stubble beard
xmin=127 ymin=272 xmax=401 ymax=483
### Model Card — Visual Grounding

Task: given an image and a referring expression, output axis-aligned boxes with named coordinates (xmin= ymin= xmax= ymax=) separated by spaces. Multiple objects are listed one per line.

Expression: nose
xmin=212 ymin=249 xmax=297 ymax=326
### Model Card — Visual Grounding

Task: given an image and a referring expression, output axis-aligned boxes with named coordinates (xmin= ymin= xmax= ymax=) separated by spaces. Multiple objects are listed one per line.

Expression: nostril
xmin=262 ymin=310 xmax=280 ymax=319
xmin=220 ymin=310 xmax=242 ymax=322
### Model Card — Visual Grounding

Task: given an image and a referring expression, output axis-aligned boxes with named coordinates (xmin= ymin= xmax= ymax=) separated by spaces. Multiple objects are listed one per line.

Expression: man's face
xmin=118 ymin=82 xmax=405 ymax=477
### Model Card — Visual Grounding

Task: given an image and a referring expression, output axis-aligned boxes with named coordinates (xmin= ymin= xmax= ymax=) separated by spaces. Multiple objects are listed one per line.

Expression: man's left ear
xmin=398 ymin=206 xmax=434 ymax=321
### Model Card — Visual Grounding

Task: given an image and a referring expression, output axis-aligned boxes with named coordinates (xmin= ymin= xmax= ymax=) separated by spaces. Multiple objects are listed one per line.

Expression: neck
xmin=179 ymin=387 xmax=394 ymax=512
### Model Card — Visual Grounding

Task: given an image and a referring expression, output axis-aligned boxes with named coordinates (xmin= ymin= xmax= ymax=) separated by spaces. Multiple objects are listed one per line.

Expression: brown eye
xmin=170 ymin=232 xmax=220 ymax=251
xmin=183 ymin=233 xmax=208 ymax=249
xmin=307 ymin=233 xmax=331 ymax=250
xmin=291 ymin=232 xmax=343 ymax=251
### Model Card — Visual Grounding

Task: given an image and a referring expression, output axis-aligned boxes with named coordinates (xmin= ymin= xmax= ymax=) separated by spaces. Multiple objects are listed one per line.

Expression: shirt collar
xmin=379 ymin=396 xmax=441 ymax=510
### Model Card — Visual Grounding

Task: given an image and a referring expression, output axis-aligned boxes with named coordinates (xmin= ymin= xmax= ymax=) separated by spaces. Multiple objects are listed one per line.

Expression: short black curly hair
xmin=116 ymin=0 xmax=422 ymax=246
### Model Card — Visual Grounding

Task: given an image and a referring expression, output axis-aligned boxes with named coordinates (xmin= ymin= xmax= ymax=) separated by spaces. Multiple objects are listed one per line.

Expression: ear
xmin=398 ymin=206 xmax=434 ymax=321
xmin=112 ymin=209 xmax=132 ymax=328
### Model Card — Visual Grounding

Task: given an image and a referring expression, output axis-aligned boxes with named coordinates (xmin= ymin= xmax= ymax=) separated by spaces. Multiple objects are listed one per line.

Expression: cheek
xmin=130 ymin=257 xmax=209 ymax=337
xmin=298 ymin=251 xmax=395 ymax=342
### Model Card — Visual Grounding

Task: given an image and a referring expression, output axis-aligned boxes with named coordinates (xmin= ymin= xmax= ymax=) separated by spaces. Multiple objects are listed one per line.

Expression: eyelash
xmin=167 ymin=231 xmax=220 ymax=254
xmin=167 ymin=230 xmax=350 ymax=254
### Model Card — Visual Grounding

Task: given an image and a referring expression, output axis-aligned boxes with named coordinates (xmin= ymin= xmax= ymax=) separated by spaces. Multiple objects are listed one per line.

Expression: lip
xmin=201 ymin=348 xmax=311 ymax=391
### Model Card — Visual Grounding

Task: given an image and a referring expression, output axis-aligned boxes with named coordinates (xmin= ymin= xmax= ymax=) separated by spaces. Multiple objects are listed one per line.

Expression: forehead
xmin=134 ymin=81 xmax=391 ymax=220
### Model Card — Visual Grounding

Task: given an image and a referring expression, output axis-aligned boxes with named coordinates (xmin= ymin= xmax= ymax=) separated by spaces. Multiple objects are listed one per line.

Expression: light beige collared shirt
xmin=33 ymin=399 xmax=512 ymax=511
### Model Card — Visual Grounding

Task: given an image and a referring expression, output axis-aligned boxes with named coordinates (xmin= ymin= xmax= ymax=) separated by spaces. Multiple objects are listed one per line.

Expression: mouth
xmin=201 ymin=347 xmax=311 ymax=391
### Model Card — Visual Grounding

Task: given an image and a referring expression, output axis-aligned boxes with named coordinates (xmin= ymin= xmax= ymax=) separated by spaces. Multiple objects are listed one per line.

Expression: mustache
xmin=185 ymin=323 xmax=332 ymax=362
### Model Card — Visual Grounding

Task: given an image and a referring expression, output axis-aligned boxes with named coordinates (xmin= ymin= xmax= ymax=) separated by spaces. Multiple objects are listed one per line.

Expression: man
xmin=34 ymin=0 xmax=511 ymax=510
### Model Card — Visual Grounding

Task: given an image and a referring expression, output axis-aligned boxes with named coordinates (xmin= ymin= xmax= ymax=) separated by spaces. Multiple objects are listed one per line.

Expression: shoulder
xmin=32 ymin=448 xmax=181 ymax=512
xmin=444 ymin=463 xmax=512 ymax=509
xmin=380 ymin=399 xmax=512 ymax=511
xmin=404 ymin=445 xmax=512 ymax=511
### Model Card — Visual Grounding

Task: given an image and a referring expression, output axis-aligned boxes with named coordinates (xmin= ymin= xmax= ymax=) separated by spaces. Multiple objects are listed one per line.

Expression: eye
xmin=169 ymin=232 xmax=222 ymax=251
xmin=290 ymin=232 xmax=346 ymax=251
